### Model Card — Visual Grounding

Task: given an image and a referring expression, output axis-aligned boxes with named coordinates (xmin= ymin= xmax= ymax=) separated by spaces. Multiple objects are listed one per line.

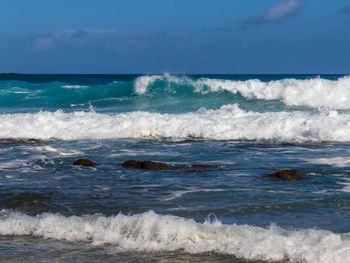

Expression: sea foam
xmin=61 ymin=85 xmax=89 ymax=89
xmin=0 ymin=210 xmax=349 ymax=263
xmin=134 ymin=74 xmax=350 ymax=109
xmin=0 ymin=105 xmax=350 ymax=142
xmin=308 ymin=157 xmax=350 ymax=167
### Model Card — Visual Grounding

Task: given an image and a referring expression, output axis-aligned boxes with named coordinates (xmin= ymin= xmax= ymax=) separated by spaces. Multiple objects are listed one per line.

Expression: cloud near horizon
xmin=1 ymin=28 xmax=217 ymax=73
xmin=33 ymin=29 xmax=121 ymax=51
xmin=246 ymin=0 xmax=302 ymax=25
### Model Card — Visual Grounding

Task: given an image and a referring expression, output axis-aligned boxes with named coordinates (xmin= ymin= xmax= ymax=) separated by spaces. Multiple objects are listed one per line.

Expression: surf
xmin=2 ymin=74 xmax=350 ymax=112
xmin=134 ymin=74 xmax=350 ymax=109
xmin=0 ymin=210 xmax=348 ymax=263
xmin=0 ymin=104 xmax=349 ymax=142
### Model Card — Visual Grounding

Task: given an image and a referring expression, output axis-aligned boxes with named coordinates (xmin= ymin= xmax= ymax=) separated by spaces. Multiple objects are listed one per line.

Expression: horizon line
xmin=1 ymin=72 xmax=349 ymax=76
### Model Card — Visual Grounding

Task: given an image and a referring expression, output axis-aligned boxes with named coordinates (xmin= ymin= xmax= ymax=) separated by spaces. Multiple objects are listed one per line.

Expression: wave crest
xmin=0 ymin=210 xmax=349 ymax=263
xmin=134 ymin=74 xmax=350 ymax=109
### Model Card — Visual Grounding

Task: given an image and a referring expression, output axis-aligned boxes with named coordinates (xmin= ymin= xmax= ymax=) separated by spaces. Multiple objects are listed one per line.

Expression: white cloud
xmin=52 ymin=29 xmax=119 ymax=39
xmin=247 ymin=0 xmax=301 ymax=24
xmin=30 ymin=28 xmax=171 ymax=55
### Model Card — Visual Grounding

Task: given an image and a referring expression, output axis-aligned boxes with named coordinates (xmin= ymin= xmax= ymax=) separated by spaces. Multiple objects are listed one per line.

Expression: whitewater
xmin=0 ymin=105 xmax=350 ymax=142
xmin=1 ymin=210 xmax=349 ymax=263
xmin=133 ymin=74 xmax=350 ymax=109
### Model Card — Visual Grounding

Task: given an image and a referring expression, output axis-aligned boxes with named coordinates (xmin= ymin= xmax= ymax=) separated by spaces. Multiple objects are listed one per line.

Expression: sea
xmin=0 ymin=73 xmax=350 ymax=263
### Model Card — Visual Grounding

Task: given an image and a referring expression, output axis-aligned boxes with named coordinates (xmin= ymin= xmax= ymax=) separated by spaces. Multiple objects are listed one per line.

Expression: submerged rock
xmin=122 ymin=160 xmax=219 ymax=171
xmin=191 ymin=164 xmax=218 ymax=168
xmin=266 ymin=169 xmax=302 ymax=181
xmin=2 ymin=193 xmax=52 ymax=215
xmin=122 ymin=160 xmax=169 ymax=170
xmin=73 ymin=159 xmax=97 ymax=167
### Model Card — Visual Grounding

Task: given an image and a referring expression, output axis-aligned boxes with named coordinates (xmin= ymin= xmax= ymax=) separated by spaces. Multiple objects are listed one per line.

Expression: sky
xmin=0 ymin=0 xmax=350 ymax=74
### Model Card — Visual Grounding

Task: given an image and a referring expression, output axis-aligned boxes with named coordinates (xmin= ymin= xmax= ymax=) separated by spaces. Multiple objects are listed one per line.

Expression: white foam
xmin=0 ymin=87 xmax=40 ymax=95
xmin=0 ymin=160 xmax=29 ymax=170
xmin=312 ymin=190 xmax=328 ymax=194
xmin=195 ymin=76 xmax=350 ymax=109
xmin=338 ymin=182 xmax=350 ymax=193
xmin=308 ymin=157 xmax=350 ymax=167
xmin=61 ymin=85 xmax=89 ymax=89
xmin=108 ymin=149 xmax=179 ymax=157
xmin=0 ymin=210 xmax=349 ymax=263
xmin=337 ymin=178 xmax=350 ymax=193
xmin=34 ymin=146 xmax=81 ymax=156
xmin=134 ymin=75 xmax=162 ymax=94
xmin=35 ymin=146 xmax=58 ymax=153
xmin=1 ymin=105 xmax=350 ymax=142
xmin=162 ymin=188 xmax=225 ymax=201
xmin=134 ymin=74 xmax=350 ymax=109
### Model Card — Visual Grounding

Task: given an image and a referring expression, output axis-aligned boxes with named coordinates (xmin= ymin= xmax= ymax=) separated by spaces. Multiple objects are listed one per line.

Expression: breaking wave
xmin=0 ymin=104 xmax=350 ymax=142
xmin=3 ymin=74 xmax=350 ymax=111
xmin=134 ymin=74 xmax=350 ymax=109
xmin=0 ymin=210 xmax=349 ymax=263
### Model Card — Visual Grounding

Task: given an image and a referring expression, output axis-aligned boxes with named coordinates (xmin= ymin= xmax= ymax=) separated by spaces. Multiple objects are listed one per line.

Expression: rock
xmin=73 ymin=159 xmax=97 ymax=167
xmin=266 ymin=169 xmax=302 ymax=181
xmin=0 ymin=138 xmax=42 ymax=145
xmin=27 ymin=138 xmax=42 ymax=143
xmin=122 ymin=160 xmax=218 ymax=171
xmin=122 ymin=160 xmax=169 ymax=170
xmin=191 ymin=164 xmax=218 ymax=168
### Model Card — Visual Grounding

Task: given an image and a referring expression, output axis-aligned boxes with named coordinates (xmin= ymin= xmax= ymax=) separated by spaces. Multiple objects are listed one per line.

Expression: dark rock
xmin=27 ymin=138 xmax=42 ymax=143
xmin=73 ymin=159 xmax=97 ymax=167
xmin=0 ymin=138 xmax=42 ymax=145
xmin=191 ymin=164 xmax=218 ymax=168
xmin=122 ymin=160 xmax=169 ymax=170
xmin=2 ymin=193 xmax=52 ymax=215
xmin=266 ymin=169 xmax=302 ymax=181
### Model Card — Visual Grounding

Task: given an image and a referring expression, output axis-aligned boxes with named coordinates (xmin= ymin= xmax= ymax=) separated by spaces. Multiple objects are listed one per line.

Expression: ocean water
xmin=1 ymin=73 xmax=350 ymax=262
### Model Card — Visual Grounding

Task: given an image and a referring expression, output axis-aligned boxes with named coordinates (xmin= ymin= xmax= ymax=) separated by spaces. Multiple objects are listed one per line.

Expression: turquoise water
xmin=1 ymin=74 xmax=350 ymax=262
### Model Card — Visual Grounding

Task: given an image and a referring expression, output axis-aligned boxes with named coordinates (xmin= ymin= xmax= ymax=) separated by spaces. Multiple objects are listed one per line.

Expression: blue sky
xmin=1 ymin=0 xmax=350 ymax=74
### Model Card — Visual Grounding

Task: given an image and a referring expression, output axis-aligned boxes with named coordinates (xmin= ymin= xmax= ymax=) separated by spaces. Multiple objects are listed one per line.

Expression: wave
xmin=134 ymin=74 xmax=350 ymax=109
xmin=0 ymin=210 xmax=348 ymax=263
xmin=3 ymin=75 xmax=350 ymax=111
xmin=1 ymin=105 xmax=350 ymax=142
xmin=134 ymin=75 xmax=161 ymax=94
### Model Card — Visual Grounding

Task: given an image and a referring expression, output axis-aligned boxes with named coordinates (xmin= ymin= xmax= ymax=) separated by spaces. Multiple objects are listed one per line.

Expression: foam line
xmin=1 ymin=105 xmax=350 ymax=142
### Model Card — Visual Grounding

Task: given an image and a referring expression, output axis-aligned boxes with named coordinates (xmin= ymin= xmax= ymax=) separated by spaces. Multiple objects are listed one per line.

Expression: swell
xmin=0 ymin=80 xmax=133 ymax=111
xmin=0 ymin=104 xmax=349 ymax=142
xmin=0 ymin=78 xmax=239 ymax=113
xmin=2 ymin=74 xmax=350 ymax=111
xmin=0 ymin=210 xmax=348 ymax=263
